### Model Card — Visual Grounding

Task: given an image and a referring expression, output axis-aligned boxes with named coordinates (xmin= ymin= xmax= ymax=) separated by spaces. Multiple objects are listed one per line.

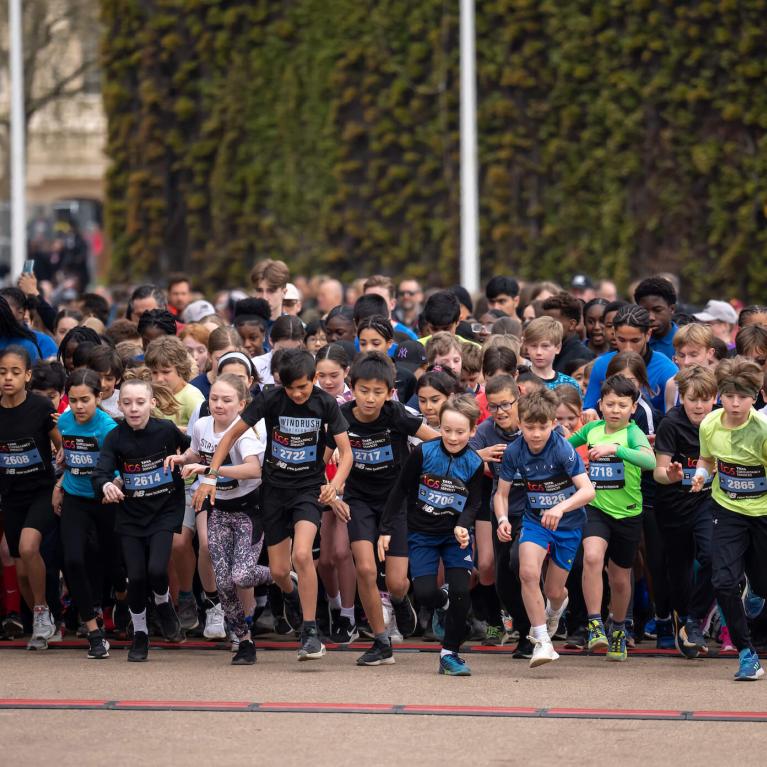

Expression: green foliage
xmin=102 ymin=0 xmax=767 ymax=301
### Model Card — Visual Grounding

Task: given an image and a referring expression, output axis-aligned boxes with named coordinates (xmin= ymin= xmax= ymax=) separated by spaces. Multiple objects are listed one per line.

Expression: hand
xmin=193 ymin=482 xmax=215 ymax=511
xmin=666 ymin=461 xmax=684 ymax=484
xmin=17 ymin=272 xmax=38 ymax=296
xmin=541 ymin=506 xmax=563 ymax=531
xmin=690 ymin=474 xmax=705 ymax=493
xmin=102 ymin=481 xmax=125 ymax=503
xmin=496 ymin=518 xmax=512 ymax=542
xmin=377 ymin=535 xmax=391 ymax=561
xmin=581 ymin=409 xmax=599 ymax=424
xmin=318 ymin=483 xmax=338 ymax=505
xmin=164 ymin=453 xmax=186 ymax=471
xmin=51 ymin=411 xmax=60 ymax=425
xmin=454 ymin=525 xmax=470 ymax=549
xmin=332 ymin=498 xmax=351 ymax=523
xmin=589 ymin=443 xmax=617 ymax=461
xmin=55 ymin=447 xmax=65 ymax=468
xmin=52 ymin=485 xmax=63 ymax=516
xmin=478 ymin=443 xmax=506 ymax=463
xmin=181 ymin=463 xmax=207 ymax=480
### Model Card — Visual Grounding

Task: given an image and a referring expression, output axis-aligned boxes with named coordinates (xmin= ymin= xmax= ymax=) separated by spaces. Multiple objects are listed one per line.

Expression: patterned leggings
xmin=207 ymin=509 xmax=272 ymax=639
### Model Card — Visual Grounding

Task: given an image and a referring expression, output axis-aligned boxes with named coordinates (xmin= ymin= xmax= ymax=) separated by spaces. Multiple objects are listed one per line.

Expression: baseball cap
xmin=284 ymin=283 xmax=301 ymax=302
xmin=181 ymin=299 xmax=216 ymax=324
xmin=571 ymin=274 xmax=594 ymax=290
xmin=395 ymin=340 xmax=428 ymax=373
xmin=694 ymin=300 xmax=738 ymax=325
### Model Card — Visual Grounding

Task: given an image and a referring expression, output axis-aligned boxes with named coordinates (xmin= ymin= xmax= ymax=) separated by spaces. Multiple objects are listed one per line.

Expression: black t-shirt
xmin=554 ymin=334 xmax=595 ymax=373
xmin=339 ymin=399 xmax=422 ymax=505
xmin=654 ymin=404 xmax=711 ymax=520
xmin=92 ymin=417 xmax=189 ymax=535
xmin=0 ymin=392 xmax=56 ymax=501
xmin=241 ymin=386 xmax=348 ymax=489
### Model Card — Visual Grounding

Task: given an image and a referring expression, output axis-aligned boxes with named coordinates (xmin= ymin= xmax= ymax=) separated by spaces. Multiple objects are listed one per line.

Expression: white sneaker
xmin=230 ymin=630 xmax=240 ymax=653
xmin=529 ymin=635 xmax=559 ymax=668
xmin=203 ymin=603 xmax=227 ymax=639
xmin=387 ymin=611 xmax=403 ymax=644
xmin=27 ymin=607 xmax=55 ymax=651
xmin=545 ymin=596 xmax=569 ymax=639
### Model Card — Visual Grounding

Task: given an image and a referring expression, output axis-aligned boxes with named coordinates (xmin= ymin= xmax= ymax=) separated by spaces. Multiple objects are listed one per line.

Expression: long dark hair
xmin=0 ymin=296 xmax=40 ymax=355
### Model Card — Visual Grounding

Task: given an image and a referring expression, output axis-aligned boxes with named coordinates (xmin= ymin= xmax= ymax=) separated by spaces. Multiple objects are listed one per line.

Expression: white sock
xmin=153 ymin=590 xmax=170 ymax=605
xmin=131 ymin=609 xmax=148 ymax=634
xmin=328 ymin=592 xmax=342 ymax=610
xmin=340 ymin=606 xmax=356 ymax=624
xmin=440 ymin=648 xmax=455 ymax=658
xmin=531 ymin=624 xmax=549 ymax=642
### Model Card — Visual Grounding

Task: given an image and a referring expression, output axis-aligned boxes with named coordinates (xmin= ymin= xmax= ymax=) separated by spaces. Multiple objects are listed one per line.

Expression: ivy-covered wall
xmin=102 ymin=0 xmax=767 ymax=301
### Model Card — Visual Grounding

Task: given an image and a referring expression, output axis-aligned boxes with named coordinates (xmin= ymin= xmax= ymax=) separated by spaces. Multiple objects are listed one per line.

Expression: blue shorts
xmin=519 ymin=516 xmax=582 ymax=572
xmin=408 ymin=531 xmax=475 ymax=579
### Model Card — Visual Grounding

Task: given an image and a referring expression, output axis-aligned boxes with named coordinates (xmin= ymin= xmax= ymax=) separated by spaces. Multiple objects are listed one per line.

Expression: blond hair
xmin=673 ymin=323 xmax=713 ymax=351
xmin=179 ymin=322 xmax=211 ymax=347
xmin=675 ymin=366 xmax=717 ymax=400
xmin=523 ymin=315 xmax=563 ymax=347
xmin=439 ymin=393 xmax=480 ymax=428
xmin=144 ymin=335 xmax=194 ymax=381
xmin=122 ymin=367 xmax=180 ymax=418
xmin=426 ymin=331 xmax=463 ymax=364
xmin=715 ymin=356 xmax=763 ymax=399
xmin=460 ymin=343 xmax=483 ymax=375
xmin=250 ymin=259 xmax=289 ymax=290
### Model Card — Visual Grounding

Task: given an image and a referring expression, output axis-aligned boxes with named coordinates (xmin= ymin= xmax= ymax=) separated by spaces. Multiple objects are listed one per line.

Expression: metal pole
xmin=9 ymin=0 xmax=26 ymax=278
xmin=459 ymin=0 xmax=479 ymax=294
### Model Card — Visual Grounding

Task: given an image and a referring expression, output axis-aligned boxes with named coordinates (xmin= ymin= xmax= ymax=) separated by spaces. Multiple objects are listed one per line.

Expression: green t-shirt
xmin=698 ymin=408 xmax=767 ymax=517
xmin=569 ymin=421 xmax=651 ymax=519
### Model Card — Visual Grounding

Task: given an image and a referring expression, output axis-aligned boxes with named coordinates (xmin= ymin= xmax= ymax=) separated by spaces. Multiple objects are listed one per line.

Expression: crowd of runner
xmin=0 ymin=261 xmax=765 ymax=681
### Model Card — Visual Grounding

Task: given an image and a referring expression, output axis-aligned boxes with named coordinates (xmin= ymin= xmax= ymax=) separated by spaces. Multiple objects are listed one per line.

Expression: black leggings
xmin=642 ymin=505 xmax=672 ymax=617
xmin=61 ymin=493 xmax=126 ymax=622
xmin=492 ymin=517 xmax=530 ymax=640
xmin=121 ymin=530 xmax=174 ymax=614
xmin=413 ymin=568 xmax=470 ymax=653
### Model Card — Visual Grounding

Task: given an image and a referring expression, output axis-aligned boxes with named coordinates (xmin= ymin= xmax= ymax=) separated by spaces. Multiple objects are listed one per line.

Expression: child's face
xmin=555 ymin=403 xmax=580 ymax=435
xmin=680 ymin=391 xmax=716 ymax=426
xmin=140 ymin=326 xmax=167 ymax=350
xmin=219 ymin=362 xmax=253 ymax=390
xmin=237 ymin=323 xmax=265 ymax=358
xmin=119 ymin=384 xmax=154 ymax=429
xmin=417 ymin=385 xmax=448 ymax=427
xmin=55 ymin=316 xmax=79 ymax=345
xmin=486 ymin=388 xmax=518 ymax=432
xmin=210 ymin=345 xmax=237 ymax=381
xmin=99 ymin=372 xmax=118 ymax=400
xmin=720 ymin=391 xmax=755 ymax=422
xmin=1 ymin=353 xmax=31 ymax=397
xmin=440 ymin=410 xmax=475 ymax=454
xmin=315 ymin=360 xmax=347 ymax=398
xmin=434 ymin=350 xmax=462 ymax=377
xmin=461 ymin=369 xmax=482 ymax=391
xmin=358 ymin=328 xmax=391 ymax=355
xmin=742 ymin=347 xmax=767 ymax=370
xmin=306 ymin=330 xmax=327 ymax=355
xmin=520 ymin=418 xmax=555 ymax=453
xmin=614 ymin=366 xmax=641 ymax=394
xmin=599 ymin=392 xmax=637 ymax=428
xmin=183 ymin=337 xmax=209 ymax=375
xmin=150 ymin=365 xmax=185 ymax=394
xmin=570 ymin=363 xmax=587 ymax=394
xmin=32 ymin=387 xmax=61 ymax=411
xmin=352 ymin=378 xmax=392 ymax=419
xmin=638 ymin=294 xmax=674 ymax=337
xmin=525 ymin=340 xmax=559 ymax=371
xmin=324 ymin=316 xmax=355 ymax=343
xmin=585 ymin=305 xmax=606 ymax=345
xmin=284 ymin=375 xmax=314 ymax=405
xmin=209 ymin=380 xmax=245 ymax=423
xmin=63 ymin=340 xmax=79 ymax=373
xmin=603 ymin=310 xmax=619 ymax=349
xmin=68 ymin=384 xmax=99 ymax=424
xmin=674 ymin=343 xmax=714 ymax=369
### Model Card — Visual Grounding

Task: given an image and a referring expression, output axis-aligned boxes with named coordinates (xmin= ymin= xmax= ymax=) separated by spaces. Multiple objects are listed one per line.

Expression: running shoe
xmin=87 ymin=629 xmax=110 ymax=660
xmin=565 ymin=626 xmax=587 ymax=650
xmin=545 ymin=596 xmax=569 ymax=639
xmin=273 ymin=615 xmax=293 ymax=635
xmin=297 ymin=625 xmax=326 ymax=661
xmin=156 ymin=601 xmax=183 ymax=643
xmin=330 ymin=615 xmax=359 ymax=645
xmin=356 ymin=639 xmax=395 ymax=666
xmin=470 ymin=617 xmax=488 ymax=641
xmin=643 ymin=617 xmax=657 ymax=640
xmin=128 ymin=631 xmax=149 ymax=662
xmin=113 ymin=599 xmax=130 ymax=636
xmin=512 ymin=636 xmax=534 ymax=659
xmin=438 ymin=652 xmax=471 ymax=676
xmin=587 ymin=618 xmax=608 ymax=651
xmin=720 ymin=625 xmax=736 ymax=651
xmin=230 ymin=630 xmax=240 ymax=653
xmin=742 ymin=581 xmax=766 ymax=621
xmin=203 ymin=603 xmax=227 ymax=640
xmin=482 ymin=624 xmax=503 ymax=646
xmin=387 ymin=610 xmax=404 ymax=644
xmin=606 ymin=628 xmax=628 ymax=662
xmin=231 ymin=639 xmax=256 ymax=666
xmin=529 ymin=635 xmax=559 ymax=668
xmin=26 ymin=606 xmax=55 ymax=651
xmin=77 ymin=621 xmax=89 ymax=638
xmin=2 ymin=612 xmax=24 ymax=639
xmin=734 ymin=648 xmax=764 ymax=681
xmin=655 ymin=617 xmax=675 ymax=649
xmin=624 ymin=619 xmax=636 ymax=648
xmin=391 ymin=594 xmax=417 ymax=638
xmin=177 ymin=595 xmax=199 ymax=632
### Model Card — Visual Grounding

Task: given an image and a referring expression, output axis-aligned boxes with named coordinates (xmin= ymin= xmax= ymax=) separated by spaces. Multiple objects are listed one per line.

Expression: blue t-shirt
xmin=33 ymin=330 xmax=57 ymax=359
xmin=59 ymin=408 xmax=118 ymax=497
xmin=583 ymin=349 xmax=678 ymax=414
xmin=0 ymin=336 xmax=41 ymax=361
xmin=499 ymin=431 xmax=586 ymax=531
xmin=648 ymin=323 xmax=677 ymax=361
xmin=540 ymin=371 xmax=580 ymax=391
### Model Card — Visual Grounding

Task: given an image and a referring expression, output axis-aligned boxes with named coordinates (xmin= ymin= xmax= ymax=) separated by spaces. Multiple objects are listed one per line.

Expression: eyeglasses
xmin=470 ymin=322 xmax=495 ymax=333
xmin=487 ymin=400 xmax=517 ymax=413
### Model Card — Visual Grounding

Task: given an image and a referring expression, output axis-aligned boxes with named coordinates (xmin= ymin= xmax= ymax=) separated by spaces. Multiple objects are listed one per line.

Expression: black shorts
xmin=347 ymin=496 xmax=408 ymax=558
xmin=261 ymin=484 xmax=323 ymax=547
xmin=2 ymin=487 xmax=57 ymax=558
xmin=473 ymin=475 xmax=493 ymax=523
xmin=584 ymin=505 xmax=642 ymax=569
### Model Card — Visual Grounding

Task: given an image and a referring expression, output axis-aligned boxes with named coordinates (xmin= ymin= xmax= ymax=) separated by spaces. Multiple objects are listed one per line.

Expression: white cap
xmin=181 ymin=299 xmax=216 ymax=323
xmin=694 ymin=299 xmax=738 ymax=325
xmin=284 ymin=283 xmax=301 ymax=301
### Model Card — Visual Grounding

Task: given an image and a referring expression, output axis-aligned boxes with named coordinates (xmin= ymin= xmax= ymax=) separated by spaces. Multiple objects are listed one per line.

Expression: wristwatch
xmin=205 ymin=467 xmax=221 ymax=478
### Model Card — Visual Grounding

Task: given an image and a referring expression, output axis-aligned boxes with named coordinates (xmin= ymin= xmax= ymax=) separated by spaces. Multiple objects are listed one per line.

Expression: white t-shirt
xmin=253 ymin=352 xmax=273 ymax=388
xmin=191 ymin=415 xmax=266 ymax=502
xmin=101 ymin=391 xmax=122 ymax=420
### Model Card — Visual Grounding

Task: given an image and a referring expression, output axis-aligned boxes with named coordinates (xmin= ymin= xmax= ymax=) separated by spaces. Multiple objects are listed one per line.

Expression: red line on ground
xmin=402 ymin=704 xmax=539 ymax=714
xmin=261 ymin=702 xmax=394 ymax=711
xmin=115 ymin=700 xmax=251 ymax=709
xmin=691 ymin=710 xmax=767 ymax=720
xmin=546 ymin=707 xmax=684 ymax=718
xmin=0 ymin=698 xmax=109 ymax=707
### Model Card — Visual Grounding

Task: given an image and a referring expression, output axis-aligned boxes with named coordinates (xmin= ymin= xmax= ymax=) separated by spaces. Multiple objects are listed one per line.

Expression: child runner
xmin=55 ymin=369 xmax=128 ymax=659
xmin=333 ymin=352 xmax=438 ymax=665
xmin=522 ymin=316 xmax=580 ymax=391
xmin=92 ymin=378 xmax=188 ymax=662
xmin=412 ymin=368 xmax=463 ymax=427
xmin=425 ymin=332 xmax=463 ymax=379
xmin=86 ymin=345 xmax=125 ymax=420
xmin=380 ymin=394 xmax=484 ymax=676
xmin=692 ymin=357 xmax=767 ymax=681
xmin=194 ymin=348 xmax=353 ymax=661
xmin=654 ymin=365 xmax=717 ymax=659
xmin=664 ymin=323 xmax=716 ymax=411
xmin=166 ymin=374 xmax=270 ymax=665
xmin=583 ymin=298 xmax=610 ymax=356
xmin=494 ymin=389 xmax=594 ymax=667
xmin=0 ymin=345 xmax=62 ymax=649
xmin=569 ymin=375 xmax=656 ymax=662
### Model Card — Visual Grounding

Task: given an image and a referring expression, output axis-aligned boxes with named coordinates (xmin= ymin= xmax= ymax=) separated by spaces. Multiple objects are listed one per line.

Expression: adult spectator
xmin=694 ymin=300 xmax=739 ymax=347
xmin=126 ymin=284 xmax=166 ymax=321
xmin=570 ymin=274 xmax=596 ymax=302
xmin=485 ymin=275 xmax=520 ymax=320
xmin=363 ymin=275 xmax=418 ymax=340
xmin=250 ymin=259 xmax=289 ymax=321
xmin=167 ymin=275 xmax=192 ymax=316
xmin=394 ymin=278 xmax=423 ymax=330
xmin=541 ymin=291 xmax=595 ymax=372
xmin=316 ymin=277 xmax=344 ymax=317
xmin=596 ymin=279 xmax=618 ymax=302
xmin=282 ymin=283 xmax=303 ymax=317
xmin=418 ymin=290 xmax=478 ymax=346
xmin=79 ymin=292 xmax=111 ymax=325
xmin=634 ymin=276 xmax=678 ymax=360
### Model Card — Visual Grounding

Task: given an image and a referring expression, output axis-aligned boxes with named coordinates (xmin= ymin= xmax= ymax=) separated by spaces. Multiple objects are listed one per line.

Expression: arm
xmin=165 ymin=445 xmax=201 ymax=470
xmin=379 ymin=446 xmax=421 ymax=536
xmin=184 ymin=454 xmax=261 ymax=481
xmin=493 ymin=479 xmax=513 ymax=542
xmin=415 ymin=423 xmax=439 ymax=442
xmin=653 ymin=453 xmax=683 ymax=485
xmin=618 ymin=426 xmax=656 ymax=470
xmin=540 ymin=472 xmax=595 ymax=531
xmin=691 ymin=455 xmax=715 ymax=492
xmin=664 ymin=378 xmax=677 ymax=413
xmin=319 ymin=432 xmax=352 ymax=503
xmin=49 ymin=426 xmax=62 ymax=453
xmin=191 ymin=419 xmax=250 ymax=510
xmin=568 ymin=421 xmax=595 ymax=449
xmin=92 ymin=429 xmax=124 ymax=502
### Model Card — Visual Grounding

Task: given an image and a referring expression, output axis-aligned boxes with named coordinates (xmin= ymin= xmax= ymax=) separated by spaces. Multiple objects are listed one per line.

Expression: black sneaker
xmin=113 ymin=599 xmax=130 ymax=636
xmin=297 ymin=626 xmax=326 ymax=661
xmin=283 ymin=589 xmax=303 ymax=634
xmin=356 ymin=639 xmax=395 ymax=666
xmin=231 ymin=639 xmax=256 ymax=665
xmin=156 ymin=601 xmax=183 ymax=643
xmin=273 ymin=615 xmax=294 ymax=635
xmin=128 ymin=631 xmax=149 ymax=662
xmin=673 ymin=612 xmax=701 ymax=659
xmin=391 ymin=595 xmax=417 ymax=638
xmin=512 ymin=636 xmax=534 ymax=659
xmin=87 ymin=629 xmax=110 ymax=660
xmin=330 ymin=615 xmax=359 ymax=645
xmin=565 ymin=626 xmax=587 ymax=650
xmin=2 ymin=611 xmax=24 ymax=639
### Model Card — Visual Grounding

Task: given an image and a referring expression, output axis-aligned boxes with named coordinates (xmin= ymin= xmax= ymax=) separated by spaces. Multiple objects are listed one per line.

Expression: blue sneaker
xmin=643 ymin=617 xmax=657 ymax=640
xmin=655 ymin=617 xmax=675 ymax=649
xmin=734 ymin=648 xmax=765 ymax=682
xmin=431 ymin=584 xmax=449 ymax=642
xmin=439 ymin=652 xmax=471 ymax=676
xmin=742 ymin=581 xmax=766 ymax=621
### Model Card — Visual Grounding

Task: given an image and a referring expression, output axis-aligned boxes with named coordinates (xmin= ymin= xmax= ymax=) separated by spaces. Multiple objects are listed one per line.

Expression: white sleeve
xmin=235 ymin=423 xmax=267 ymax=464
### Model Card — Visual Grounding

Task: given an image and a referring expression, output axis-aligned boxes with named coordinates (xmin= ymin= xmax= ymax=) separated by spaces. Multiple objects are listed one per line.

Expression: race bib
xmin=122 ymin=452 xmax=174 ymax=498
xmin=0 ymin=438 xmax=43 ymax=476
xmin=681 ymin=455 xmax=712 ymax=489
xmin=589 ymin=456 xmax=625 ymax=489
xmin=270 ymin=428 xmax=318 ymax=470
xmin=525 ymin=474 xmax=576 ymax=511
xmin=62 ymin=435 xmax=99 ymax=477
xmin=417 ymin=473 xmax=469 ymax=517
xmin=350 ymin=431 xmax=394 ymax=472
xmin=199 ymin=449 xmax=238 ymax=491
xmin=717 ymin=460 xmax=767 ymax=499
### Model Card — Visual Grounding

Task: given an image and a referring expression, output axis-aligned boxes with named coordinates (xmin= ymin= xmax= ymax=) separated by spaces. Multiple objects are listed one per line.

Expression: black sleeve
xmin=92 ymin=427 xmax=120 ymax=498
xmin=457 ymin=462 xmax=486 ymax=529
xmin=171 ymin=421 xmax=191 ymax=452
xmin=241 ymin=391 xmax=267 ymax=427
xmin=30 ymin=296 xmax=56 ymax=333
xmin=325 ymin=396 xmax=349 ymax=436
xmin=653 ymin=416 xmax=676 ymax=456
xmin=380 ymin=444 xmax=423 ymax=535
xmin=392 ymin=401 xmax=424 ymax=437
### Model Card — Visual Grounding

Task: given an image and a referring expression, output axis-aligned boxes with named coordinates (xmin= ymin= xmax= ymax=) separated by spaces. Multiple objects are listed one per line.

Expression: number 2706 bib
xmin=417 ymin=473 xmax=468 ymax=517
